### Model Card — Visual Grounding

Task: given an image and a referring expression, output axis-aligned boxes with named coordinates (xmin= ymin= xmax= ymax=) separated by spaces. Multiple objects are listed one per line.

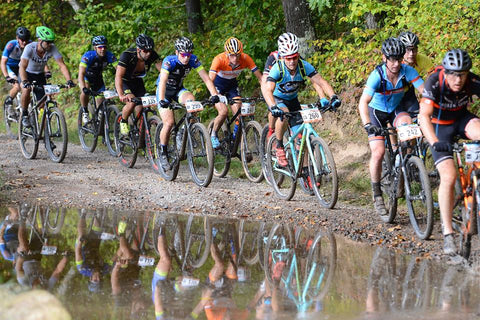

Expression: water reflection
xmin=1 ymin=204 xmax=480 ymax=319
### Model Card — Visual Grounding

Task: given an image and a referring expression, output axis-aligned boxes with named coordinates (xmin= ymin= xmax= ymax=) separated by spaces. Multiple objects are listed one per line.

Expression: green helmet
xmin=36 ymin=26 xmax=55 ymax=41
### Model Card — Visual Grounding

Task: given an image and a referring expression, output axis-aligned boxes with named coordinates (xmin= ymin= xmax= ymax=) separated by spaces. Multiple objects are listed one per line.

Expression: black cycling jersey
xmin=118 ymin=48 xmax=160 ymax=81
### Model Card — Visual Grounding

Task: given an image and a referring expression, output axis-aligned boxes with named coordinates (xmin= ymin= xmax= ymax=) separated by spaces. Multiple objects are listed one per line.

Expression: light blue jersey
xmin=266 ymin=59 xmax=317 ymax=100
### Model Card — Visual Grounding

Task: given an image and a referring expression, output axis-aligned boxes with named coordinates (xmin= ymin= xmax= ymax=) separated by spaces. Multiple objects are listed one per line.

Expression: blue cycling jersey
xmin=2 ymin=40 xmax=26 ymax=67
xmin=364 ymin=64 xmax=423 ymax=113
xmin=79 ymin=50 xmax=117 ymax=79
xmin=156 ymin=54 xmax=203 ymax=91
xmin=266 ymin=59 xmax=317 ymax=100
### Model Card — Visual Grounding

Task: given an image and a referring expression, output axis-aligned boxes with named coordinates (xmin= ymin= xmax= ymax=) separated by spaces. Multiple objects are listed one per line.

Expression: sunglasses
xmin=44 ymin=40 xmax=54 ymax=44
xmin=179 ymin=52 xmax=192 ymax=58
xmin=96 ymin=45 xmax=106 ymax=49
xmin=141 ymin=49 xmax=152 ymax=53
xmin=283 ymin=54 xmax=299 ymax=60
xmin=387 ymin=56 xmax=403 ymax=62
xmin=445 ymin=70 xmax=468 ymax=77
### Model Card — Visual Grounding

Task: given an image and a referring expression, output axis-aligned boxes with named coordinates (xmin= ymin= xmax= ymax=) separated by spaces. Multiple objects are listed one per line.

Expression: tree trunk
xmin=67 ymin=0 xmax=83 ymax=13
xmin=281 ymin=0 xmax=316 ymax=57
xmin=365 ymin=12 xmax=378 ymax=30
xmin=185 ymin=0 xmax=203 ymax=34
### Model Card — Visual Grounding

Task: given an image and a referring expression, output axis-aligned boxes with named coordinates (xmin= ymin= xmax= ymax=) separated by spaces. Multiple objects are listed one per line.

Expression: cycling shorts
xmin=122 ymin=78 xmax=146 ymax=97
xmin=85 ymin=75 xmax=105 ymax=93
xmin=400 ymin=85 xmax=419 ymax=115
xmin=367 ymin=106 xmax=409 ymax=140
xmin=26 ymin=72 xmax=46 ymax=101
xmin=157 ymin=86 xmax=190 ymax=104
xmin=431 ymin=111 xmax=478 ymax=165
xmin=214 ymin=77 xmax=240 ymax=100
xmin=6 ymin=65 xmax=19 ymax=79
xmin=274 ymin=96 xmax=303 ymax=130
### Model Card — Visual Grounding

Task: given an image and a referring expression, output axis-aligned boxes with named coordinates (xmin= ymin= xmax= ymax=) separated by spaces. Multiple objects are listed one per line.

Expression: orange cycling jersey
xmin=209 ymin=53 xmax=258 ymax=80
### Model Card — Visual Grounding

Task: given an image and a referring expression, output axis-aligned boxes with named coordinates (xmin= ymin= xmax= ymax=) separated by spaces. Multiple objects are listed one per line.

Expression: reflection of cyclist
xmin=418 ymin=49 xmax=480 ymax=255
xmin=78 ymin=35 xmax=117 ymax=125
xmin=1 ymin=27 xmax=31 ymax=117
xmin=209 ymin=37 xmax=263 ymax=143
xmin=0 ymin=206 xmax=20 ymax=262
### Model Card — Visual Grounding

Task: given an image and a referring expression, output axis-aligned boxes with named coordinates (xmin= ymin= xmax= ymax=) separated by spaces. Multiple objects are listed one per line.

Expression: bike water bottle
xmin=233 ymin=120 xmax=240 ymax=139
xmin=395 ymin=153 xmax=401 ymax=168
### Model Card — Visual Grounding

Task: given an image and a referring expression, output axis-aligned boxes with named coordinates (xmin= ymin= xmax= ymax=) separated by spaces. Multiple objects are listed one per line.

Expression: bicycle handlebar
xmin=227 ymin=97 xmax=265 ymax=105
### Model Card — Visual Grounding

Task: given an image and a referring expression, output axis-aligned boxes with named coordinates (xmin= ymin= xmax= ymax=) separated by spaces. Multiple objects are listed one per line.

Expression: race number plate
xmin=219 ymin=95 xmax=228 ymax=104
xmin=141 ymin=95 xmax=157 ymax=107
xmin=138 ymin=255 xmax=155 ymax=267
xmin=41 ymin=245 xmax=57 ymax=255
xmin=300 ymin=108 xmax=322 ymax=123
xmin=185 ymin=101 xmax=204 ymax=113
xmin=241 ymin=103 xmax=255 ymax=116
xmin=300 ymin=104 xmax=310 ymax=110
xmin=181 ymin=277 xmax=200 ymax=287
xmin=397 ymin=124 xmax=422 ymax=142
xmin=100 ymin=232 xmax=116 ymax=241
xmin=103 ymin=90 xmax=118 ymax=99
xmin=465 ymin=143 xmax=480 ymax=163
xmin=44 ymin=85 xmax=60 ymax=95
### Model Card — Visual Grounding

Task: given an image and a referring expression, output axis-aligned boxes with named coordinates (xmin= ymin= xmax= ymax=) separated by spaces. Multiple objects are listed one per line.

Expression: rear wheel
xmin=264 ymin=224 xmax=293 ymax=286
xmin=241 ymin=120 xmax=264 ymax=183
xmin=145 ymin=115 xmax=162 ymax=173
xmin=114 ymin=114 xmax=138 ymax=168
xmin=45 ymin=107 xmax=68 ymax=163
xmin=380 ymin=152 xmax=398 ymax=223
xmin=260 ymin=124 xmax=272 ymax=185
xmin=265 ymin=135 xmax=296 ymax=201
xmin=238 ymin=220 xmax=260 ymax=265
xmin=155 ymin=121 xmax=180 ymax=181
xmin=185 ymin=216 xmax=212 ymax=268
xmin=187 ymin=123 xmax=214 ymax=187
xmin=104 ymin=105 xmax=119 ymax=157
xmin=208 ymin=120 xmax=231 ymax=178
xmin=458 ymin=183 xmax=478 ymax=259
xmin=405 ymin=156 xmax=434 ymax=240
xmin=4 ymin=94 xmax=20 ymax=139
xmin=77 ymin=105 xmax=98 ymax=152
xmin=18 ymin=110 xmax=39 ymax=159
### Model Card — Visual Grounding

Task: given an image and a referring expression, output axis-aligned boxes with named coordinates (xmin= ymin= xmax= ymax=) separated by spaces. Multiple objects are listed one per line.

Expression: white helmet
xmin=278 ymin=32 xmax=298 ymax=57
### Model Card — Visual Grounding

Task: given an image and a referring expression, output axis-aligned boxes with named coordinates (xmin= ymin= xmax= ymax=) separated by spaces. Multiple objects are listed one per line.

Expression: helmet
xmin=277 ymin=32 xmax=298 ymax=57
xmin=92 ymin=35 xmax=107 ymax=46
xmin=174 ymin=36 xmax=194 ymax=53
xmin=16 ymin=27 xmax=31 ymax=41
xmin=224 ymin=37 xmax=243 ymax=54
xmin=381 ymin=37 xmax=405 ymax=58
xmin=398 ymin=31 xmax=419 ymax=47
xmin=442 ymin=49 xmax=472 ymax=72
xmin=36 ymin=26 xmax=55 ymax=41
xmin=135 ymin=34 xmax=154 ymax=50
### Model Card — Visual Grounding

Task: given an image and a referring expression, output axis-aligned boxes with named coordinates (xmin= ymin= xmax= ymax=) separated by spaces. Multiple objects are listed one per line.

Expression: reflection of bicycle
xmin=207 ymin=97 xmax=264 ymax=182
xmin=264 ymin=224 xmax=336 ymax=312
xmin=18 ymin=82 xmax=68 ymax=163
xmin=265 ymin=103 xmax=338 ymax=208
xmin=77 ymin=88 xmax=120 ymax=156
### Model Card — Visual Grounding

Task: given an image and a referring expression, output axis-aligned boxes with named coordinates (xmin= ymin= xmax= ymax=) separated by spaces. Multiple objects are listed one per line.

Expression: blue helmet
xmin=92 ymin=35 xmax=107 ymax=46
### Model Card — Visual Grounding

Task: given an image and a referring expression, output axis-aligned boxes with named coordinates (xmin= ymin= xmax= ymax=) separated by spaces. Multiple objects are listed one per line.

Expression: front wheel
xmin=104 ymin=105 xmax=119 ymax=157
xmin=114 ymin=114 xmax=138 ymax=168
xmin=207 ymin=120 xmax=231 ymax=178
xmin=260 ymin=124 xmax=272 ymax=185
xmin=264 ymin=224 xmax=293 ymax=286
xmin=265 ymin=135 xmax=296 ymax=201
xmin=241 ymin=120 xmax=264 ymax=183
xmin=77 ymin=106 xmax=98 ymax=153
xmin=18 ymin=110 xmax=39 ymax=159
xmin=404 ymin=156 xmax=434 ymax=240
xmin=145 ymin=115 xmax=162 ymax=173
xmin=45 ymin=107 xmax=68 ymax=163
xmin=308 ymin=137 xmax=338 ymax=209
xmin=155 ymin=121 xmax=180 ymax=181
xmin=4 ymin=95 xmax=20 ymax=139
xmin=380 ymin=152 xmax=398 ymax=223
xmin=187 ymin=123 xmax=214 ymax=187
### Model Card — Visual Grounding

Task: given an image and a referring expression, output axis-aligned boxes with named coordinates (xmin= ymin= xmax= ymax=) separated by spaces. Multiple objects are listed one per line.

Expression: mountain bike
xmin=451 ymin=141 xmax=480 ymax=259
xmin=4 ymin=90 xmax=21 ymax=139
xmin=264 ymin=103 xmax=338 ymax=208
xmin=155 ymin=100 xmax=215 ymax=187
xmin=379 ymin=125 xmax=434 ymax=240
xmin=77 ymin=88 xmax=120 ymax=156
xmin=114 ymin=95 xmax=161 ymax=171
xmin=207 ymin=97 xmax=264 ymax=182
xmin=18 ymin=82 xmax=68 ymax=163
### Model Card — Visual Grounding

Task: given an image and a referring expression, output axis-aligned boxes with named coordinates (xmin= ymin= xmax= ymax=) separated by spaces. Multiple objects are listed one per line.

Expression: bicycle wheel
xmin=114 ymin=114 xmax=138 ymax=168
xmin=380 ymin=152 xmax=398 ymax=223
xmin=155 ymin=121 xmax=180 ymax=181
xmin=45 ymin=107 xmax=68 ymax=163
xmin=420 ymin=141 xmax=439 ymax=209
xmin=77 ymin=106 xmax=98 ymax=153
xmin=264 ymin=223 xmax=293 ymax=286
xmin=46 ymin=207 xmax=66 ymax=234
xmin=260 ymin=124 xmax=272 ymax=185
xmin=4 ymin=95 xmax=20 ymax=139
xmin=404 ymin=156 xmax=434 ymax=240
xmin=308 ymin=137 xmax=338 ymax=209
xmin=265 ymin=135 xmax=296 ymax=200
xmin=184 ymin=216 xmax=212 ymax=268
xmin=305 ymin=230 xmax=337 ymax=301
xmin=401 ymin=258 xmax=431 ymax=309
xmin=104 ymin=104 xmax=119 ymax=157
xmin=241 ymin=120 xmax=264 ymax=183
xmin=187 ymin=122 xmax=214 ymax=187
xmin=458 ymin=182 xmax=478 ymax=259
xmin=18 ymin=110 xmax=39 ymax=159
xmin=145 ymin=115 xmax=162 ymax=173
xmin=238 ymin=220 xmax=260 ymax=265
xmin=207 ymin=120 xmax=231 ymax=178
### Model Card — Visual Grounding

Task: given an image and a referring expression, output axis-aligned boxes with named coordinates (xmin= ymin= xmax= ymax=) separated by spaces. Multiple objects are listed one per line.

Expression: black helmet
xmin=135 ymin=34 xmax=154 ymax=50
xmin=16 ymin=27 xmax=31 ymax=41
xmin=398 ymin=31 xmax=419 ymax=47
xmin=92 ymin=35 xmax=107 ymax=46
xmin=442 ymin=49 xmax=472 ymax=72
xmin=381 ymin=37 xmax=405 ymax=58
xmin=174 ymin=36 xmax=194 ymax=53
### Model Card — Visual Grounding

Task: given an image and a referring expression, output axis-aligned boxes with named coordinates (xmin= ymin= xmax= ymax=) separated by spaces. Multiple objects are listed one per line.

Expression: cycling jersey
xmin=267 ymin=58 xmax=317 ymax=100
xmin=118 ymin=48 xmax=160 ymax=81
xmin=263 ymin=51 xmax=279 ymax=75
xmin=421 ymin=69 xmax=480 ymax=124
xmin=2 ymin=39 xmax=28 ymax=67
xmin=156 ymin=54 xmax=203 ymax=91
xmin=21 ymin=42 xmax=62 ymax=74
xmin=364 ymin=63 xmax=423 ymax=113
xmin=412 ymin=53 xmax=434 ymax=78
xmin=210 ymin=52 xmax=258 ymax=80
xmin=80 ymin=50 xmax=117 ymax=79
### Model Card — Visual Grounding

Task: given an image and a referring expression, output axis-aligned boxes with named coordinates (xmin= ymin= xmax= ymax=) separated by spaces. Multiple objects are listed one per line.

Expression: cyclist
xmin=397 ymin=31 xmax=433 ymax=114
xmin=209 ymin=37 xmax=263 ymax=141
xmin=19 ymin=26 xmax=75 ymax=128
xmin=78 ymin=35 xmax=117 ymax=125
xmin=115 ymin=34 xmax=161 ymax=136
xmin=358 ymin=37 xmax=424 ymax=217
xmin=156 ymin=36 xmax=223 ymax=169
xmin=1 ymin=27 xmax=31 ymax=116
xmin=0 ymin=206 xmax=20 ymax=263
xmin=262 ymin=32 xmax=341 ymax=168
xmin=418 ymin=49 xmax=480 ymax=255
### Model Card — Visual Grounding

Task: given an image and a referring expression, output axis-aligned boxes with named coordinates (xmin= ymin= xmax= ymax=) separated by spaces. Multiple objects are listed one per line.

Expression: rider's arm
xmin=253 ymin=69 xmax=263 ymax=83
xmin=261 ymin=80 xmax=276 ymax=107
xmin=78 ymin=65 xmax=87 ymax=91
xmin=115 ymin=65 xmax=128 ymax=101
xmin=157 ymin=70 xmax=169 ymax=101
xmin=19 ymin=58 xmax=28 ymax=84
xmin=55 ymin=57 xmax=72 ymax=82
xmin=310 ymin=73 xmax=335 ymax=98
xmin=154 ymin=61 xmax=162 ymax=73
xmin=198 ymin=68 xmax=219 ymax=96
xmin=1 ymin=57 xmax=8 ymax=78
xmin=418 ymin=98 xmax=438 ymax=145
xmin=51 ymin=255 xmax=68 ymax=281
xmin=358 ymin=92 xmax=373 ymax=125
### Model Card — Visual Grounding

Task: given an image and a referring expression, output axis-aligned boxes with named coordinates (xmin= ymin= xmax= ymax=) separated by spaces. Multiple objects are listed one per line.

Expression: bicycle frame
xmin=25 ymin=88 xmax=57 ymax=142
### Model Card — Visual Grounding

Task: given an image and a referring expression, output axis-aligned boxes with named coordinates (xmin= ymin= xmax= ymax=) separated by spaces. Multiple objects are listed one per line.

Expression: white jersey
xmin=21 ymin=42 xmax=62 ymax=74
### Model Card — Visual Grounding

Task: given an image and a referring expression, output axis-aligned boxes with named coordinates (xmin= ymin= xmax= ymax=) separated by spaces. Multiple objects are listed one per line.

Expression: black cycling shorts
xmin=26 ymin=72 xmax=46 ymax=101
xmin=367 ymin=106 xmax=409 ymax=140
xmin=274 ymin=96 xmax=303 ymax=128
xmin=85 ymin=75 xmax=105 ymax=93
xmin=122 ymin=78 xmax=146 ymax=97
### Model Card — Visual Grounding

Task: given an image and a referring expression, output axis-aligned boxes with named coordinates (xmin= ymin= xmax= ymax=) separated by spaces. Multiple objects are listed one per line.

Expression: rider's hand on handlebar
xmin=364 ymin=123 xmax=382 ymax=135
xmin=318 ymin=97 xmax=329 ymax=108
xmin=44 ymin=72 xmax=52 ymax=79
xmin=432 ymin=141 xmax=452 ymax=153
xmin=209 ymin=95 xmax=220 ymax=104
xmin=21 ymin=80 xmax=31 ymax=89
xmin=66 ymin=80 xmax=75 ymax=88
xmin=270 ymin=105 xmax=284 ymax=118
xmin=119 ymin=94 xmax=130 ymax=103
xmin=82 ymin=87 xmax=91 ymax=95
xmin=330 ymin=94 xmax=341 ymax=109
xmin=159 ymin=99 xmax=170 ymax=108
xmin=5 ymin=76 xmax=16 ymax=84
